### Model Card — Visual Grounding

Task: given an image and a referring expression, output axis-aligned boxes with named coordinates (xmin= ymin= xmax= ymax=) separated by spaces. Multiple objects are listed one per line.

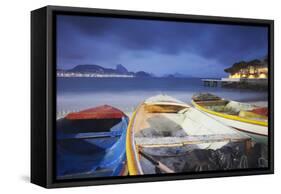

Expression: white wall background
xmin=0 ymin=0 xmax=279 ymax=193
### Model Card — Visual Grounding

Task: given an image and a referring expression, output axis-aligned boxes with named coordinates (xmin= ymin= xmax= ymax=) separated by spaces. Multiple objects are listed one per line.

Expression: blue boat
xmin=56 ymin=105 xmax=129 ymax=179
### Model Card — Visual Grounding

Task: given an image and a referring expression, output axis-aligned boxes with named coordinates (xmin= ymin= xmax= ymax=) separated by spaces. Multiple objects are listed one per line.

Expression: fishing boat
xmin=56 ymin=105 xmax=128 ymax=179
xmin=126 ymin=95 xmax=252 ymax=175
xmin=191 ymin=93 xmax=268 ymax=144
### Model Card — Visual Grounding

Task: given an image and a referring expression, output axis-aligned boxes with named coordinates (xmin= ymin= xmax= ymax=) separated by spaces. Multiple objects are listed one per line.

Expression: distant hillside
xmin=135 ymin=71 xmax=152 ymax=77
xmin=57 ymin=64 xmax=153 ymax=77
xmin=68 ymin=64 xmax=130 ymax=74
xmin=116 ymin=64 xmax=129 ymax=74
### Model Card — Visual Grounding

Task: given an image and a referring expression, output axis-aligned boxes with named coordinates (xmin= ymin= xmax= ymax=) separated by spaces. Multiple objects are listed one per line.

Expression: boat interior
xmin=56 ymin=117 xmax=127 ymax=179
xmin=132 ymin=103 xmax=251 ymax=174
xmin=195 ymin=100 xmax=268 ymax=121
xmin=57 ymin=118 xmax=123 ymax=134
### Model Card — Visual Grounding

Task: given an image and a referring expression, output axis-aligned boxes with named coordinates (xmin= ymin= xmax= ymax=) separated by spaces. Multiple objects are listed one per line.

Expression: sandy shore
xmin=56 ymin=100 xmax=267 ymax=120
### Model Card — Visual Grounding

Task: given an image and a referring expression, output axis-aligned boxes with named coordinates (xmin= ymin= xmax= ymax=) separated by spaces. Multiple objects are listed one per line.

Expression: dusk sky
xmin=56 ymin=15 xmax=268 ymax=77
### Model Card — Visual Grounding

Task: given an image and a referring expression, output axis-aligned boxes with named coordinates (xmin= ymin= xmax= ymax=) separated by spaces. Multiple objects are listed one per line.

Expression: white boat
xmin=191 ymin=93 xmax=268 ymax=144
xmin=126 ymin=95 xmax=251 ymax=175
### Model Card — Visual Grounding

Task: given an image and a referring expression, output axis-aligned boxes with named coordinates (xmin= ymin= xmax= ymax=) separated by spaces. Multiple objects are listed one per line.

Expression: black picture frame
xmin=31 ymin=5 xmax=274 ymax=188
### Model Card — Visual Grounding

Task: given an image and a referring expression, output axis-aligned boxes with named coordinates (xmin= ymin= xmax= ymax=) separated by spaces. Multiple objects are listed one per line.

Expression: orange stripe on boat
xmin=66 ymin=105 xmax=126 ymax=120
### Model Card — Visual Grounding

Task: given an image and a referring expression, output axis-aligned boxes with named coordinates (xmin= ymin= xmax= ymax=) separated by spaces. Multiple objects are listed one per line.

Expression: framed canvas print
xmin=31 ymin=5 xmax=274 ymax=188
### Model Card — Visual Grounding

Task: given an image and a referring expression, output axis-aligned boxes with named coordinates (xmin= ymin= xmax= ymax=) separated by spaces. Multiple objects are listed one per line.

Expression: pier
xmin=202 ymin=78 xmax=267 ymax=90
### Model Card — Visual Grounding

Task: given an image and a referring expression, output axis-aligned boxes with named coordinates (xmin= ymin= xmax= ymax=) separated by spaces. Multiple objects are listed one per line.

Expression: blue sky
xmin=56 ymin=15 xmax=268 ymax=78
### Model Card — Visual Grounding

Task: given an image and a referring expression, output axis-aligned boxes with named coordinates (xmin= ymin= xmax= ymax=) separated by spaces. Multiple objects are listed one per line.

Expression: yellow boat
xmin=191 ymin=93 xmax=268 ymax=144
xmin=126 ymin=95 xmax=252 ymax=175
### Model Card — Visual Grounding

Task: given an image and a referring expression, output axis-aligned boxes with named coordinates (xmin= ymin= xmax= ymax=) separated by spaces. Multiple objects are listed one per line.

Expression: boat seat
xmin=135 ymin=134 xmax=250 ymax=147
xmin=135 ymin=112 xmax=187 ymax=138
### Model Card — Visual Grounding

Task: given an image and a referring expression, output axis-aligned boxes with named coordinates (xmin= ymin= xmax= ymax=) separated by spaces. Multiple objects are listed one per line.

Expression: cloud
xmin=56 ymin=15 xmax=268 ymax=77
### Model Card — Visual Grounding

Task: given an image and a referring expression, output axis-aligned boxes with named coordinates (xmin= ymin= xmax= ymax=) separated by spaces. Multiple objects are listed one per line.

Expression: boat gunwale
xmin=191 ymin=100 xmax=268 ymax=127
xmin=126 ymin=104 xmax=143 ymax=175
xmin=144 ymin=101 xmax=190 ymax=108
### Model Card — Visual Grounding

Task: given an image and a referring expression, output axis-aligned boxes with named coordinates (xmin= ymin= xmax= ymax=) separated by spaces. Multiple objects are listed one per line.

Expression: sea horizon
xmin=56 ymin=77 xmax=268 ymax=119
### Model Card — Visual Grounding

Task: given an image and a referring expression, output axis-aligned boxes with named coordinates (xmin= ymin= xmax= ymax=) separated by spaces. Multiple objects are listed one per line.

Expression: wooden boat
xmin=126 ymin=95 xmax=251 ymax=175
xmin=56 ymin=105 xmax=128 ymax=179
xmin=191 ymin=93 xmax=268 ymax=144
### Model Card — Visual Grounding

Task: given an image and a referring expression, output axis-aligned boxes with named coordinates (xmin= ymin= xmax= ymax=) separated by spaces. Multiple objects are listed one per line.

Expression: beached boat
xmin=191 ymin=93 xmax=268 ymax=144
xmin=126 ymin=95 xmax=252 ymax=175
xmin=56 ymin=105 xmax=128 ymax=179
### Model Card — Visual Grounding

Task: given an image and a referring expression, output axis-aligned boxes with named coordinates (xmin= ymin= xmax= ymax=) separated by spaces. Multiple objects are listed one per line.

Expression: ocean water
xmin=57 ymin=77 xmax=268 ymax=114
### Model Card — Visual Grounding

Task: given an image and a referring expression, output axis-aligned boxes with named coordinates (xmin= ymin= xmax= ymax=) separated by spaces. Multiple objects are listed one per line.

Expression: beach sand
xmin=56 ymin=100 xmax=268 ymax=120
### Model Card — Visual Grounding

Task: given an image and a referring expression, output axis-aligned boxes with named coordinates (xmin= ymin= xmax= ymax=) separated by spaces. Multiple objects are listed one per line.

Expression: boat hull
xmin=191 ymin=99 xmax=268 ymax=144
xmin=201 ymin=112 xmax=268 ymax=144
xmin=57 ymin=106 xmax=129 ymax=179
